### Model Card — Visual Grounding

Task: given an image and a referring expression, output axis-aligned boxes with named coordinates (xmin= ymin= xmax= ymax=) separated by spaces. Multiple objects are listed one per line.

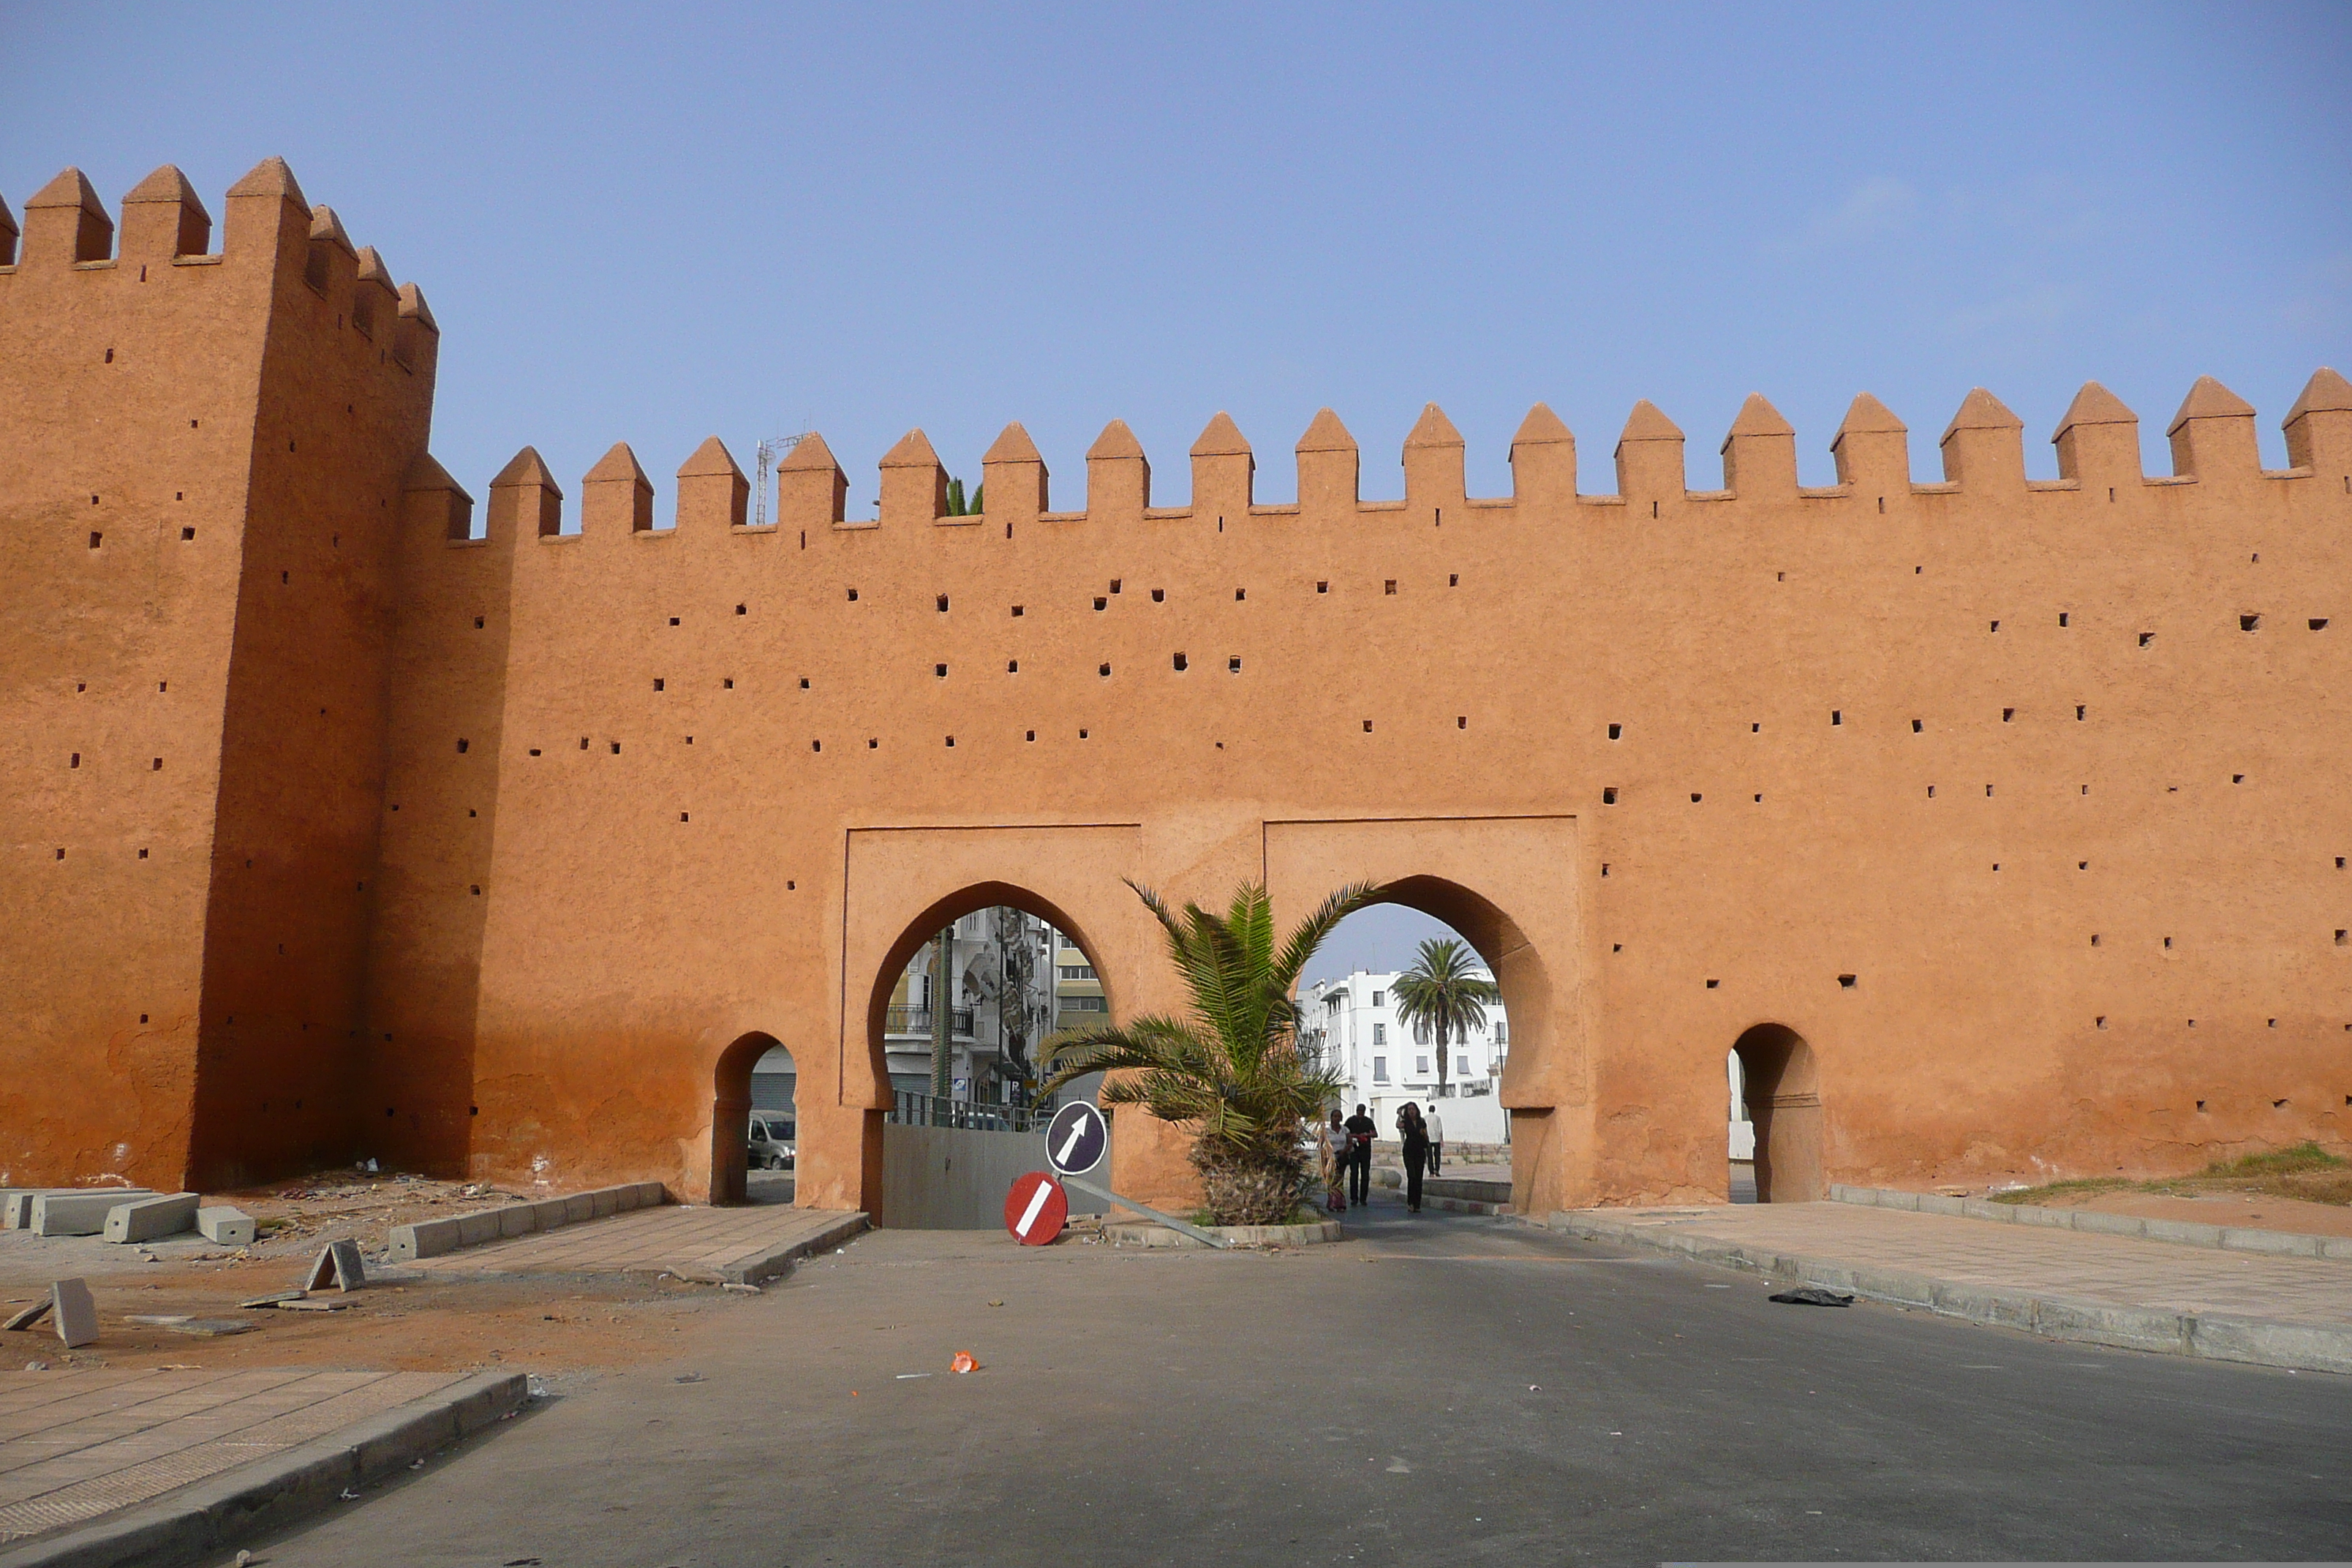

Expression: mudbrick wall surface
xmin=5 ymin=158 xmax=2348 ymax=1215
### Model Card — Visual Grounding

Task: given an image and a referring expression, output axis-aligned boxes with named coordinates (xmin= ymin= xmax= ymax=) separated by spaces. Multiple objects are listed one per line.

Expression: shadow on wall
xmin=1733 ymin=1023 xmax=1822 ymax=1203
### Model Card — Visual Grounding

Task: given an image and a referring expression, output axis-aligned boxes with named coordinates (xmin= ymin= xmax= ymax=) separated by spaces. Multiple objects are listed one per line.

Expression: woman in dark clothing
xmin=1396 ymin=1103 xmax=1430 ymax=1213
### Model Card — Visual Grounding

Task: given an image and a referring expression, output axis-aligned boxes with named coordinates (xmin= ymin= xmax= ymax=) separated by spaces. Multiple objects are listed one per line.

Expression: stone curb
xmin=1545 ymin=1210 xmax=2352 ymax=1376
xmin=1371 ymin=1171 xmax=1514 ymax=1212
xmin=386 ymin=1181 xmax=668 ymax=1261
xmin=0 ymin=1370 xmax=529 ymax=1568
xmin=674 ymin=1211 xmax=868 ymax=1286
xmin=1828 ymin=1183 xmax=2352 ymax=1261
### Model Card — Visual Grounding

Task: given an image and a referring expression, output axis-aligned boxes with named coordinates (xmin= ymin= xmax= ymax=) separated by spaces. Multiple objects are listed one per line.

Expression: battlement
xmin=455 ymin=372 xmax=2352 ymax=553
xmin=0 ymin=157 xmax=438 ymax=377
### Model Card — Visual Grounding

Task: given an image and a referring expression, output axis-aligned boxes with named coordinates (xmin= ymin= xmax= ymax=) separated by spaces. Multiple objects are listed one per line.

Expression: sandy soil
xmin=2015 ymin=1186 xmax=2352 ymax=1240
xmin=0 ymin=1168 xmax=757 ymax=1380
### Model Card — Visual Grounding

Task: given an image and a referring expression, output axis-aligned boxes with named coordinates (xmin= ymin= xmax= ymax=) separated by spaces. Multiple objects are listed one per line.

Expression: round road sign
xmin=1044 ymin=1100 xmax=1107 ymax=1177
xmin=1003 ymin=1171 xmax=1068 ymax=1245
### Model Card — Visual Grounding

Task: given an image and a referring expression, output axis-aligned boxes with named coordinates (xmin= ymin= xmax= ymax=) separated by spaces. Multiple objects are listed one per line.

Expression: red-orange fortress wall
xmin=5 ymin=159 xmax=2348 ymax=1213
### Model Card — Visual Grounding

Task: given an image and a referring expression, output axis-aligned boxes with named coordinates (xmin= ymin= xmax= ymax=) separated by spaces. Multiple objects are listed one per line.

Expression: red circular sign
xmin=1003 ymin=1171 xmax=1068 ymax=1246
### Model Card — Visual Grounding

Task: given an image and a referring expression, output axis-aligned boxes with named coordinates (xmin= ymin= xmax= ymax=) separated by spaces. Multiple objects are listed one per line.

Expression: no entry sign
xmin=1044 ymin=1100 xmax=1107 ymax=1176
xmin=1003 ymin=1171 xmax=1068 ymax=1245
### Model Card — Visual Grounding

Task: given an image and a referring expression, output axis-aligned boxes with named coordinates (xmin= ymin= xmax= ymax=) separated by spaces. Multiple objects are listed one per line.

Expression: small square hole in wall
xmin=1993 ymin=863 xmax=2001 ymax=871
xmin=2312 ymin=618 xmax=2330 ymax=631
xmin=2059 ymin=612 xmax=2069 ymax=627
xmin=1230 ymin=657 xmax=1243 ymax=674
xmin=1928 ymin=785 xmax=1936 ymax=797
xmin=1008 ymin=660 xmax=1019 ymax=674
xmin=1985 ymin=784 xmax=1994 ymax=796
xmin=1079 ymin=729 xmax=1089 ymax=739
xmin=847 ymin=587 xmax=859 ymax=601
xmin=2241 ymin=614 xmax=2261 ymax=631
xmin=2139 ymin=631 xmax=2155 ymax=647
xmin=1705 ymin=979 xmax=1719 ymax=989
xmin=1449 ymin=573 xmax=1459 ymax=587
xmin=1101 ymin=663 xmax=1113 ymax=678
xmin=1362 ymin=720 xmax=1373 ymax=732
xmin=1094 ymin=597 xmax=1108 ymax=611
xmin=936 ymin=664 xmax=948 ymax=678
xmin=810 ymin=739 xmax=821 ymax=753
xmin=2337 ymin=856 xmax=2346 ymax=870
xmin=1831 ymin=710 xmax=1842 ymax=725
xmin=867 ymin=738 xmax=878 ymax=749
xmin=2269 ymin=1018 xmax=2278 ymax=1028
xmin=1608 ymin=723 xmax=1622 ymax=740
xmin=1776 ymin=572 xmax=1785 ymax=582
xmin=1989 ymin=620 xmax=1999 ymax=632
xmin=1235 ymin=588 xmax=1246 ymax=602
xmin=1751 ymin=723 xmax=1760 ymax=733
xmin=89 ymin=531 xmax=102 ymax=549
xmin=1691 ymin=793 xmax=1703 ymax=803
xmin=2002 ymin=708 xmax=2014 ymax=722
xmin=1384 ymin=580 xmax=1398 ymax=595
xmin=799 ymin=677 xmax=810 ymax=690
xmin=1754 ymin=793 xmax=1763 ymax=802
xmin=1602 ymin=787 xmax=1618 ymax=804
xmin=945 ymin=736 xmax=956 ymax=747
xmin=2338 ymin=930 xmax=2348 ymax=946
xmin=736 ymin=603 xmax=747 ymax=615
xmin=2096 ymin=1017 xmax=2106 ymax=1028
xmin=1012 ymin=605 xmax=1025 ymax=617
xmin=280 ymin=571 xmax=288 ymax=584
xmin=1172 ymin=652 xmax=1188 ymax=671
xmin=1110 ymin=580 xmax=1122 ymax=595
xmin=1613 ymin=943 xmax=1622 ymax=952
xmin=2234 ymin=774 xmax=2245 ymax=784
xmin=1458 ymin=716 xmax=1468 ymax=729
xmin=653 ymin=679 xmax=665 ymax=691
xmin=54 ymin=848 xmax=64 ymax=860
xmin=2092 ymin=934 xmax=2100 ymax=946
xmin=2164 ymin=936 xmax=2173 ymax=949
xmin=723 ymin=678 xmax=734 ymax=689
xmin=937 ymin=595 xmax=949 ymax=612
xmin=611 ymin=742 xmax=621 ymax=754
xmin=456 ymin=739 xmax=469 ymax=753
xmin=474 ymin=617 xmax=485 ymax=629
xmin=1316 ymin=581 xmax=1329 ymax=594
xmin=1151 ymin=588 xmax=1166 ymax=603
xmin=668 ymin=617 xmax=680 ymax=626
xmin=680 ymin=813 xmax=690 ymax=822
xmin=2078 ymin=861 xmax=2088 ymax=870
xmin=580 ymin=737 xmax=589 ymax=749
xmin=1912 ymin=719 xmax=1923 ymax=733
xmin=138 ymin=848 xmax=147 ymax=859
xmin=529 ymin=748 xmax=541 ymax=757
xmin=181 ymin=527 xmax=195 ymax=540
xmin=1601 ymin=863 xmax=1610 ymax=877
xmin=69 ymin=753 xmax=79 ymax=769
xmin=2196 ymin=1100 xmax=2207 ymax=1112
xmin=1839 ymin=974 xmax=1857 ymax=988
xmin=1025 ymin=731 xmax=1036 ymax=742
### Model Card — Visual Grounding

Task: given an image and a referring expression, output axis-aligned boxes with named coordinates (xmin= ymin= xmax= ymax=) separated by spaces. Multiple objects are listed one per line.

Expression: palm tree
xmin=1391 ymin=938 xmax=1499 ymax=1102
xmin=1040 ymin=878 xmax=1378 ymax=1225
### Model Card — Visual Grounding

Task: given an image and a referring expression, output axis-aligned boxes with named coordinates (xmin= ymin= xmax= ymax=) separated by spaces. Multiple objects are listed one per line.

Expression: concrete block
xmin=52 ymin=1278 xmax=98 ymax=1348
xmin=629 ymin=1180 xmax=666 ymax=1209
xmin=2220 ymin=1226 xmax=2321 ymax=1257
xmin=456 ymin=1210 xmax=504 ymax=1247
xmin=2139 ymin=1217 xmax=2225 ymax=1248
xmin=496 ymin=1204 xmax=537 ymax=1238
xmin=2 ymin=1190 xmax=76 ymax=1229
xmin=1914 ymin=1194 xmax=1967 ymax=1217
xmin=563 ymin=1194 xmax=595 ymax=1225
xmin=2067 ymin=1209 xmax=2147 ymax=1238
xmin=103 ymin=1192 xmax=200 ymax=1243
xmin=2320 ymin=1236 xmax=2352 ymax=1262
xmin=2030 ymin=1296 xmax=2187 ymax=1355
xmin=1926 ymin=1278 xmax=2038 ymax=1331
xmin=2188 ymin=1313 xmax=2352 ymax=1375
xmin=1958 ymin=1199 xmax=2016 ymax=1224
xmin=305 ymin=1238 xmax=366 ymax=1291
xmin=196 ymin=1206 xmax=256 ymax=1245
xmin=2010 ymin=1202 xmax=2075 ymax=1228
xmin=30 ymin=1189 xmax=156 ymax=1236
xmin=1877 ymin=1190 xmax=1921 ymax=1211
xmin=589 ymin=1187 xmax=619 ymax=1218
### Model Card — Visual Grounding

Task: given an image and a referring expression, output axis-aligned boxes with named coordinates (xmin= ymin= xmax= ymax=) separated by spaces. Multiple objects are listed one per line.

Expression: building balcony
xmin=884 ymin=1005 xmax=975 ymax=1039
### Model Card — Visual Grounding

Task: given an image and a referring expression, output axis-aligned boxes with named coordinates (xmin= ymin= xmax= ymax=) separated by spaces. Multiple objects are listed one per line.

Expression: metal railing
xmin=883 ymin=1005 xmax=975 ymax=1037
xmin=889 ymin=1090 xmax=1047 ymax=1133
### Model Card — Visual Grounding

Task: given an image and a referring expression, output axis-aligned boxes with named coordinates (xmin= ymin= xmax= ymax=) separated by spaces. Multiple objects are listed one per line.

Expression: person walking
xmin=1397 ymin=1102 xmax=1431 ymax=1213
xmin=1343 ymin=1103 xmax=1377 ymax=1207
xmin=1322 ymin=1108 xmax=1351 ymax=1213
xmin=1425 ymin=1105 xmax=1444 ymax=1175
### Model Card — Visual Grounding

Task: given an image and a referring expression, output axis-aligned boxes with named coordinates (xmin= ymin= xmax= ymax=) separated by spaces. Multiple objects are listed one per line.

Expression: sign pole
xmin=1060 ymin=1176 xmax=1228 ymax=1250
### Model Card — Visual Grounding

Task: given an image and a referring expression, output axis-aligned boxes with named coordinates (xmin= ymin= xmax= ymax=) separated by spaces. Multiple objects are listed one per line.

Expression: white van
xmin=748 ymin=1113 xmax=795 ymax=1170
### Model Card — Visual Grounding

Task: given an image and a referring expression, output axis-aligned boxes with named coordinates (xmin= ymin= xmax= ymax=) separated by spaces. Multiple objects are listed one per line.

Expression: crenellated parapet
xmin=447 ymin=372 xmax=2352 ymax=559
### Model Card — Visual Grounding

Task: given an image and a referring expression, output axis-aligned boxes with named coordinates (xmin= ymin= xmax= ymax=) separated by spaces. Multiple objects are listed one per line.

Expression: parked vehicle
xmin=749 ymin=1113 xmax=795 ymax=1170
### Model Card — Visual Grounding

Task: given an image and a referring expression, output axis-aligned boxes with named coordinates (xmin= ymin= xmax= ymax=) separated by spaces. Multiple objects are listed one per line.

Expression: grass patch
xmin=1994 ymin=1142 xmax=2351 ymax=1210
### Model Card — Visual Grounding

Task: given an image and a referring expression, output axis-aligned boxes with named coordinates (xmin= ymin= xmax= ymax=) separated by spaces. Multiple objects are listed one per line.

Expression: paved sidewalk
xmin=0 ymin=1368 xmax=461 ymax=1545
xmin=1550 ymin=1201 xmax=2352 ymax=1371
xmin=411 ymin=1205 xmax=864 ymax=1285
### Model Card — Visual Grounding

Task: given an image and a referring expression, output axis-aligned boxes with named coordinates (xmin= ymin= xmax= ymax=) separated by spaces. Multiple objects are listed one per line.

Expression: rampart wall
xmin=4 ymin=155 xmax=2346 ymax=1213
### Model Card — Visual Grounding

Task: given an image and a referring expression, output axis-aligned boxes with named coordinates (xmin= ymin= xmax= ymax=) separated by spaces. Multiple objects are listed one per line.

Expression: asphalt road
xmin=253 ymin=1196 xmax=2352 ymax=1564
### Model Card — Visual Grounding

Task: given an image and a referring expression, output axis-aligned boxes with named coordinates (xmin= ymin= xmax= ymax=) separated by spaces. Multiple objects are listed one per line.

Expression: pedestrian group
xmin=1321 ymin=1101 xmax=1446 ymax=1214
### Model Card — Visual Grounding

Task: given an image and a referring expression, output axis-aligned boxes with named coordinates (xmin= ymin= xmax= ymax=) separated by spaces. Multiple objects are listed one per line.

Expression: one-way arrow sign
xmin=1044 ymin=1100 xmax=1107 ymax=1177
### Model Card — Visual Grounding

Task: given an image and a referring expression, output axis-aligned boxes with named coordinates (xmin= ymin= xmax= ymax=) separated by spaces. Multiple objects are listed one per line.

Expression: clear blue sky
xmin=5 ymin=2 xmax=2345 ymax=512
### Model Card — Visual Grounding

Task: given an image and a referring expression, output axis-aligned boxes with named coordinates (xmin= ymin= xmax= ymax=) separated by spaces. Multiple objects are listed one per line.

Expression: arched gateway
xmin=6 ymin=170 xmax=2345 ymax=1205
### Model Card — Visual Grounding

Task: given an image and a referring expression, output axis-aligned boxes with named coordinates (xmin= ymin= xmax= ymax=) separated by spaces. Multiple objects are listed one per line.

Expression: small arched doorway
xmin=1730 ymin=1023 xmax=1822 ymax=1202
xmin=710 ymin=1030 xmax=781 ymax=1206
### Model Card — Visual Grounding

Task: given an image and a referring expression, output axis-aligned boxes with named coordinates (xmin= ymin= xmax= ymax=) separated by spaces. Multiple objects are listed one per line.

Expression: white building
xmin=881 ymin=907 xmax=1065 ymax=1106
xmin=1297 ymin=969 xmax=1510 ymax=1145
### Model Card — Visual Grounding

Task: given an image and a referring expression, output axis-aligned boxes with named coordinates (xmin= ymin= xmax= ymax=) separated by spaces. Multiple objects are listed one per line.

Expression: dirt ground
xmin=0 ymin=1168 xmax=761 ymax=1381
xmin=2005 ymin=1185 xmax=2352 ymax=1240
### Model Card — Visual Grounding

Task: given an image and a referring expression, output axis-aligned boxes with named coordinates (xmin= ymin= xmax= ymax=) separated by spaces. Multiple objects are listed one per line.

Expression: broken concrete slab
xmin=26 ymin=1189 xmax=156 ymax=1235
xmin=104 ymin=1192 xmax=201 ymax=1243
xmin=5 ymin=1297 xmax=55 ymax=1331
xmin=53 ymin=1278 xmax=98 ymax=1347
xmin=304 ymin=1238 xmax=367 ymax=1292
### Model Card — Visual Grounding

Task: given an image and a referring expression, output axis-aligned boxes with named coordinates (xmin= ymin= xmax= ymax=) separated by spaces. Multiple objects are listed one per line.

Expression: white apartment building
xmin=1297 ymin=969 xmax=1510 ymax=1145
xmin=879 ymin=906 xmax=1065 ymax=1105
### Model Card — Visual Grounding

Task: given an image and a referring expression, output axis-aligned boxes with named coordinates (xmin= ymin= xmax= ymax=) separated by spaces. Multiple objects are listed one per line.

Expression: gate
xmin=878 ymin=1092 xmax=1112 ymax=1229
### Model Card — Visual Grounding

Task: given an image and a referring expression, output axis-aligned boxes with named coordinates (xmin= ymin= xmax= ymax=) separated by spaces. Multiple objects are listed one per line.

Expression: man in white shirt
xmin=1426 ymin=1107 xmax=1445 ymax=1174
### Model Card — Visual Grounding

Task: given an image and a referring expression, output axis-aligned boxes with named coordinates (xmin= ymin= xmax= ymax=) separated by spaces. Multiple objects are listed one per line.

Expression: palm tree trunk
xmin=1436 ymin=1019 xmax=1449 ymax=1099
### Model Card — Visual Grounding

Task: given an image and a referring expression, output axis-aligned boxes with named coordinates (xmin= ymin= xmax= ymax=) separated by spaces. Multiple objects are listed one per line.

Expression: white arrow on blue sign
xmin=1044 ymin=1100 xmax=1107 ymax=1177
